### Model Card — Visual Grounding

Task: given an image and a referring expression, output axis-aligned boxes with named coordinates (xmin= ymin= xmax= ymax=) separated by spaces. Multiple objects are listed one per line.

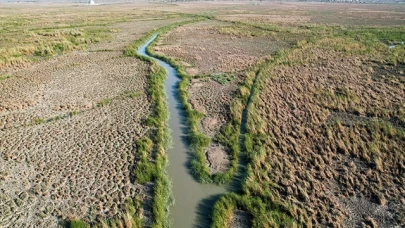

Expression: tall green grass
xmin=66 ymin=220 xmax=89 ymax=228
xmin=125 ymin=38 xmax=171 ymax=228
xmin=211 ymin=193 xmax=299 ymax=228
xmin=122 ymin=18 xmax=208 ymax=227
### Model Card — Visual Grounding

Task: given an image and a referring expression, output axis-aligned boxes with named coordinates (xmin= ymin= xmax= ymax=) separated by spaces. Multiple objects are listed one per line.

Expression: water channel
xmin=137 ymin=35 xmax=227 ymax=227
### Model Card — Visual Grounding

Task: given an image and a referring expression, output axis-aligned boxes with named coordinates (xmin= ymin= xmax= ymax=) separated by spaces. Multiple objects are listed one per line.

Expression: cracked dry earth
xmin=0 ymin=18 xmax=185 ymax=227
xmin=0 ymin=52 xmax=152 ymax=227
xmin=248 ymin=48 xmax=405 ymax=227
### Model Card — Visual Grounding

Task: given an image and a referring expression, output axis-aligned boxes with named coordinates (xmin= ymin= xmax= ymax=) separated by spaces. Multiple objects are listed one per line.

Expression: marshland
xmin=0 ymin=2 xmax=404 ymax=228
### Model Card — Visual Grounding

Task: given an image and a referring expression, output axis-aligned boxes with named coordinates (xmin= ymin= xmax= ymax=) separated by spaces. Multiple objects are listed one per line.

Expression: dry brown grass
xmin=154 ymin=20 xmax=289 ymax=76
xmin=135 ymin=2 xmax=405 ymax=27
xmin=188 ymin=78 xmax=237 ymax=138
xmin=212 ymin=2 xmax=405 ymax=27
xmin=246 ymin=39 xmax=405 ymax=227
xmin=1 ymin=2 xmax=404 ymax=227
xmin=0 ymin=4 xmax=183 ymax=70
xmin=0 ymin=5 xmax=187 ymax=227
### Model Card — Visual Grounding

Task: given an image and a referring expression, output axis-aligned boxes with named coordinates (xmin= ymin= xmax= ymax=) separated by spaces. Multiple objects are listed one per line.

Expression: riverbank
xmin=2 ymin=2 xmax=404 ymax=227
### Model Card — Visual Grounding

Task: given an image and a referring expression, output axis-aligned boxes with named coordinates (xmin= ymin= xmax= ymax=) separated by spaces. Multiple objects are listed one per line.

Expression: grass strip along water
xmin=210 ymin=54 xmax=304 ymax=228
xmin=65 ymin=17 xmax=202 ymax=228
xmin=144 ymin=26 xmax=240 ymax=185
xmin=142 ymin=18 xmax=302 ymax=227
xmin=123 ymin=18 xmax=208 ymax=228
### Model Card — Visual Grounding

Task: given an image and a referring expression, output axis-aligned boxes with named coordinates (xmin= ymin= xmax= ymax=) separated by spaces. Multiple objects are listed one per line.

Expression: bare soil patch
xmin=228 ymin=210 xmax=252 ymax=228
xmin=0 ymin=97 xmax=152 ymax=227
xmin=205 ymin=144 xmax=230 ymax=174
xmin=0 ymin=51 xmax=148 ymax=129
xmin=343 ymin=197 xmax=396 ymax=228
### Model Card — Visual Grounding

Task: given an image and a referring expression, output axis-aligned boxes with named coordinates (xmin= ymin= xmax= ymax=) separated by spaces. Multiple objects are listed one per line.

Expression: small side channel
xmin=137 ymin=35 xmax=226 ymax=227
xmin=228 ymin=70 xmax=261 ymax=193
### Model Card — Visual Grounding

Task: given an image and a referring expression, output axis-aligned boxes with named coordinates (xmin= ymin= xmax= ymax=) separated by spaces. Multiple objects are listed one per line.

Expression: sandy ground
xmin=205 ymin=144 xmax=230 ymax=174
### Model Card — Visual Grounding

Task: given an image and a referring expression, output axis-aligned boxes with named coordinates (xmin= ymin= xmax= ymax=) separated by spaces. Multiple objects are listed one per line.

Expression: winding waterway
xmin=138 ymin=35 xmax=227 ymax=227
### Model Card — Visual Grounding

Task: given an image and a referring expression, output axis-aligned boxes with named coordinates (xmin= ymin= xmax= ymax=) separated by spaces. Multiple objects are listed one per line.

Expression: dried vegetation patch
xmin=0 ymin=4 xmax=183 ymax=70
xmin=212 ymin=3 xmax=405 ymax=27
xmin=0 ymin=52 xmax=149 ymax=129
xmin=0 ymin=97 xmax=151 ymax=227
xmin=188 ymin=78 xmax=237 ymax=138
xmin=0 ymin=49 xmax=154 ymax=226
xmin=0 ymin=5 xmax=187 ymax=226
xmin=246 ymin=40 xmax=405 ymax=227
xmin=154 ymin=20 xmax=288 ymax=76
xmin=218 ymin=14 xmax=311 ymax=26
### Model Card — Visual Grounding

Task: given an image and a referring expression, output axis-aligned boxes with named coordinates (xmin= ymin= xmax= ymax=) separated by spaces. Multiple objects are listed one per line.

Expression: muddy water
xmin=138 ymin=35 xmax=226 ymax=227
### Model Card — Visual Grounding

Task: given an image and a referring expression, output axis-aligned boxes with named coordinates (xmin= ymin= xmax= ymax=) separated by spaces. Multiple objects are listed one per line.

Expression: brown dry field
xmin=0 ymin=1 xmax=404 ymax=227
xmin=154 ymin=20 xmax=286 ymax=75
xmin=144 ymin=2 xmax=405 ymax=26
xmin=152 ymin=2 xmax=405 ymax=175
xmin=215 ymin=3 xmax=405 ymax=26
xmin=0 ymin=4 xmax=187 ymax=227
xmin=248 ymin=48 xmax=405 ymax=227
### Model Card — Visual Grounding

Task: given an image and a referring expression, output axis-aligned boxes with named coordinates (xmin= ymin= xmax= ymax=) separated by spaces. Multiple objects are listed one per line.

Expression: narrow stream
xmin=138 ymin=35 xmax=227 ymax=227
